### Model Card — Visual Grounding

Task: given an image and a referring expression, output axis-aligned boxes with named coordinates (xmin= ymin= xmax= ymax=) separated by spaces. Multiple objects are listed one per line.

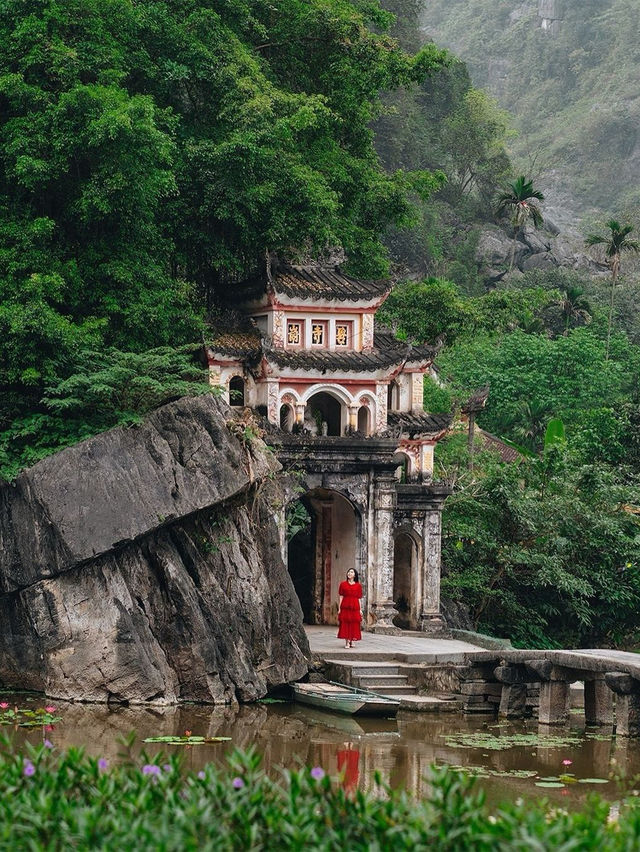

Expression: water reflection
xmin=3 ymin=692 xmax=640 ymax=806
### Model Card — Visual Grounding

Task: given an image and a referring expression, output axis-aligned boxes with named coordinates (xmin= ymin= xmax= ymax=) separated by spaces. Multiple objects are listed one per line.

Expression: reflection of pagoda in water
xmin=206 ymin=256 xmax=451 ymax=634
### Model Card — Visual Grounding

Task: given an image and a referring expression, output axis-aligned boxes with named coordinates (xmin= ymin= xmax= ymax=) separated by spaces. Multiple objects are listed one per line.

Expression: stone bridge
xmin=463 ymin=648 xmax=640 ymax=736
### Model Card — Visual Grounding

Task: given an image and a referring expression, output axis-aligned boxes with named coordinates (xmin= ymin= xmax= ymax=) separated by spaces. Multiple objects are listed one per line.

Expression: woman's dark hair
xmin=346 ymin=569 xmax=359 ymax=582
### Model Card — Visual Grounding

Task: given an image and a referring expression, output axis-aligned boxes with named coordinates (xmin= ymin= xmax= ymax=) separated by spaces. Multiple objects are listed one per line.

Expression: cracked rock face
xmin=0 ymin=395 xmax=309 ymax=703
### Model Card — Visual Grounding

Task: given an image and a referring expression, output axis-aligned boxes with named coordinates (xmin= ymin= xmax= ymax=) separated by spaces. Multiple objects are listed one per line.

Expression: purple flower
xmin=142 ymin=764 xmax=161 ymax=777
xmin=98 ymin=758 xmax=109 ymax=772
xmin=198 ymin=771 xmax=206 ymax=780
xmin=23 ymin=760 xmax=35 ymax=777
xmin=44 ymin=739 xmax=53 ymax=749
xmin=232 ymin=776 xmax=245 ymax=789
xmin=310 ymin=766 xmax=325 ymax=781
xmin=163 ymin=764 xmax=171 ymax=773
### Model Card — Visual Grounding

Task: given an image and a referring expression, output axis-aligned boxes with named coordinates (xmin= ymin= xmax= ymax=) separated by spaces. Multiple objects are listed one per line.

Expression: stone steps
xmin=358 ymin=675 xmax=407 ymax=687
xmin=338 ymin=663 xmax=419 ymax=697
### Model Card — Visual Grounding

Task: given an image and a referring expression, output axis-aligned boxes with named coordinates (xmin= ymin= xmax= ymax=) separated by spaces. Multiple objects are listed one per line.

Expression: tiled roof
xmin=387 ymin=411 xmax=453 ymax=437
xmin=374 ymin=330 xmax=439 ymax=362
xmin=207 ymin=324 xmax=437 ymax=372
xmin=208 ymin=330 xmax=262 ymax=358
xmin=272 ymin=265 xmax=391 ymax=302
xmin=265 ymin=346 xmax=405 ymax=373
xmin=478 ymin=430 xmax=522 ymax=463
xmin=223 ymin=262 xmax=391 ymax=304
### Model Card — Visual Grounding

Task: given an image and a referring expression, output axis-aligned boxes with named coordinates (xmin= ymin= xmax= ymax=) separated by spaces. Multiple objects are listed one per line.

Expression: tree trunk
xmin=605 ymin=262 xmax=618 ymax=362
xmin=467 ymin=412 xmax=476 ymax=473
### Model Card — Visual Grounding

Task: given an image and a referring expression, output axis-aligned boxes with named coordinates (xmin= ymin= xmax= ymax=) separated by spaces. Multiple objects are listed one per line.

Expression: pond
xmin=3 ymin=692 xmax=640 ymax=807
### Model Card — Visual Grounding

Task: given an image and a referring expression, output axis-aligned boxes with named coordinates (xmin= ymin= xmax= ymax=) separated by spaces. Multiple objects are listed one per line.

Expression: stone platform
xmin=305 ymin=625 xmax=483 ymax=664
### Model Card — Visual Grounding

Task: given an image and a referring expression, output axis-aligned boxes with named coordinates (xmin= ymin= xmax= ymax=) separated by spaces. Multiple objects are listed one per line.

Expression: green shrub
xmin=1 ymin=740 xmax=640 ymax=850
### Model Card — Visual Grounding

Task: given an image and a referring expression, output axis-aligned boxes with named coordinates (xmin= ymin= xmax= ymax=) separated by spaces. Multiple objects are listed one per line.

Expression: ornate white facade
xmin=206 ymin=258 xmax=451 ymax=633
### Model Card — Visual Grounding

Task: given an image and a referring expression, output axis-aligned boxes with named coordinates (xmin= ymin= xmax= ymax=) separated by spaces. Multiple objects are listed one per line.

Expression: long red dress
xmin=337 ymin=581 xmax=362 ymax=642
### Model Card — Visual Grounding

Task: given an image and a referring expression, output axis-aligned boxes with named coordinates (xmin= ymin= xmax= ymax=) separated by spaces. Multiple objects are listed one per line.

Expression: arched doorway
xmin=306 ymin=392 xmax=342 ymax=436
xmin=287 ymin=489 xmax=358 ymax=624
xmin=228 ymin=375 xmax=245 ymax=406
xmin=387 ymin=380 xmax=400 ymax=411
xmin=393 ymin=532 xmax=416 ymax=629
xmin=357 ymin=405 xmax=370 ymax=435
xmin=280 ymin=403 xmax=294 ymax=432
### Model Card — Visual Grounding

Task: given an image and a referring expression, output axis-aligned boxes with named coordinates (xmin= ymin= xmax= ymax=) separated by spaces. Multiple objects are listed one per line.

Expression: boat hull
xmin=292 ymin=683 xmax=399 ymax=717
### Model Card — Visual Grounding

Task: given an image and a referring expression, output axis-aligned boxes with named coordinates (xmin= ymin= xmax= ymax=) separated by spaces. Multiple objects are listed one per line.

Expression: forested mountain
xmin=421 ymin=0 xmax=640 ymax=222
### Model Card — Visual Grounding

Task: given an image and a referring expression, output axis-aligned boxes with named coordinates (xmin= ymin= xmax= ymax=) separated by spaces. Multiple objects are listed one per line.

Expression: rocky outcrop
xmin=475 ymin=221 xmax=605 ymax=281
xmin=0 ymin=395 xmax=310 ymax=704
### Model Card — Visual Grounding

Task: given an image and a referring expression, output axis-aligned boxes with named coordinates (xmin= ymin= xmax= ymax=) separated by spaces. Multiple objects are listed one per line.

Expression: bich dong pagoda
xmin=207 ymin=256 xmax=452 ymax=635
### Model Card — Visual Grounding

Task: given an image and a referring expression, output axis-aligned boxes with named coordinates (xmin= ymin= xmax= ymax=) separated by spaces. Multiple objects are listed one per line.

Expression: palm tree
xmin=511 ymin=398 xmax=554 ymax=453
xmin=558 ymin=286 xmax=591 ymax=334
xmin=497 ymin=176 xmax=545 ymax=270
xmin=585 ymin=220 xmax=639 ymax=361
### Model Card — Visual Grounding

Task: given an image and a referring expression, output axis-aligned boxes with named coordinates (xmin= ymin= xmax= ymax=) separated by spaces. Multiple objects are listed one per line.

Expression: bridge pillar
xmin=606 ymin=672 xmax=640 ymax=737
xmin=525 ymin=659 xmax=571 ymax=725
xmin=539 ymin=681 xmax=570 ymax=726
xmin=584 ymin=678 xmax=614 ymax=726
xmin=494 ymin=664 xmax=530 ymax=719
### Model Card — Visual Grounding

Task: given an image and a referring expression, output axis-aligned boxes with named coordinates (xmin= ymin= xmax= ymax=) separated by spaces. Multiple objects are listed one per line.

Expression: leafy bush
xmin=0 ymin=346 xmax=213 ymax=481
xmin=440 ymin=446 xmax=640 ymax=648
xmin=1 ymin=741 xmax=640 ymax=850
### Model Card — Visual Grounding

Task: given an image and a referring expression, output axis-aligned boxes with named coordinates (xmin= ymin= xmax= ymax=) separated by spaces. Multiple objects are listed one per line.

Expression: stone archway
xmin=393 ymin=531 xmax=417 ymax=629
xmin=306 ymin=392 xmax=342 ymax=436
xmin=228 ymin=375 xmax=245 ymax=406
xmin=357 ymin=405 xmax=370 ymax=435
xmin=279 ymin=403 xmax=294 ymax=432
xmin=286 ymin=488 xmax=359 ymax=624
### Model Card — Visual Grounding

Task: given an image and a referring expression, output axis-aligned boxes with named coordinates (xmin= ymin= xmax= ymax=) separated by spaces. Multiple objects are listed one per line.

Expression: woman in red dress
xmin=337 ymin=569 xmax=362 ymax=648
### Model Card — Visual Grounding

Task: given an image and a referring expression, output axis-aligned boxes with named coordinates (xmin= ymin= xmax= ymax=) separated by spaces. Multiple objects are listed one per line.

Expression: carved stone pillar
xmin=347 ymin=405 xmax=358 ymax=433
xmin=419 ymin=444 xmax=434 ymax=483
xmin=419 ymin=509 xmax=446 ymax=633
xmin=266 ymin=380 xmax=279 ymax=426
xmin=375 ymin=383 xmax=387 ymax=434
xmin=370 ymin=474 xmax=399 ymax=634
xmin=294 ymin=403 xmax=305 ymax=427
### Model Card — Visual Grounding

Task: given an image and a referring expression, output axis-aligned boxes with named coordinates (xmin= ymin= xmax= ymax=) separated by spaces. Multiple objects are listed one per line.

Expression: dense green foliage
xmin=0 ymin=346 xmax=212 ymax=481
xmin=383 ymin=269 xmax=640 ymax=647
xmin=440 ymin=440 xmax=640 ymax=647
xmin=423 ymin=0 xmax=640 ymax=214
xmin=0 ymin=0 xmax=449 ymax=479
xmin=2 ymin=741 xmax=640 ymax=850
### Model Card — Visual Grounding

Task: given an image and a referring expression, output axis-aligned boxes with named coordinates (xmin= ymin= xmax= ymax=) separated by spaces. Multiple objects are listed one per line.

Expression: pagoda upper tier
xmin=206 ymin=258 xmax=451 ymax=481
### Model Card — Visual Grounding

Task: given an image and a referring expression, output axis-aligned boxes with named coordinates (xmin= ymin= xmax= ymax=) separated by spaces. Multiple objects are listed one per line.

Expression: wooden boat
xmin=292 ymin=681 xmax=400 ymax=717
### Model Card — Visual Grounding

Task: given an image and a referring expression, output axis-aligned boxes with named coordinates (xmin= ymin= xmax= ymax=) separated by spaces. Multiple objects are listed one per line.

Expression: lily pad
xmin=535 ymin=781 xmax=565 ymax=788
xmin=443 ymin=732 xmax=582 ymax=751
xmin=538 ymin=776 xmax=560 ymax=782
xmin=578 ymin=778 xmax=609 ymax=784
xmin=143 ymin=735 xmax=231 ymax=745
xmin=0 ymin=707 xmax=61 ymax=728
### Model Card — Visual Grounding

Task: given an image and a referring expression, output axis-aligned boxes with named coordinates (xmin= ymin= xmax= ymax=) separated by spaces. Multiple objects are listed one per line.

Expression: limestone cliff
xmin=0 ymin=395 xmax=310 ymax=704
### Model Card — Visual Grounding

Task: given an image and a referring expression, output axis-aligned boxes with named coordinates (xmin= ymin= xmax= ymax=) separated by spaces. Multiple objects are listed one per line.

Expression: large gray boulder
xmin=0 ymin=395 xmax=310 ymax=703
xmin=475 ymin=224 xmax=527 ymax=269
